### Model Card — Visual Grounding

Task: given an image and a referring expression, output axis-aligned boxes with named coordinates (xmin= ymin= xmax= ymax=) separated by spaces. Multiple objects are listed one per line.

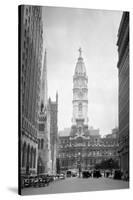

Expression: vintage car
xmin=22 ymin=175 xmax=30 ymax=188
xmin=113 ymin=170 xmax=122 ymax=180
xmin=33 ymin=174 xmax=50 ymax=187
xmin=82 ymin=170 xmax=92 ymax=178
xmin=66 ymin=170 xmax=72 ymax=177
xmin=38 ymin=174 xmax=51 ymax=187
xmin=28 ymin=175 xmax=37 ymax=187
xmin=72 ymin=172 xmax=78 ymax=177
xmin=33 ymin=176 xmax=39 ymax=187
xmin=59 ymin=173 xmax=65 ymax=180
xmin=93 ymin=170 xmax=102 ymax=178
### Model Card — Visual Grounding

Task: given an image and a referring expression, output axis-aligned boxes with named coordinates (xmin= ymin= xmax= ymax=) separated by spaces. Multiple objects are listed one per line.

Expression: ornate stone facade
xmin=58 ymin=129 xmax=119 ymax=171
xmin=37 ymin=50 xmax=58 ymax=175
xmin=48 ymin=93 xmax=58 ymax=174
xmin=37 ymin=50 xmax=52 ymax=174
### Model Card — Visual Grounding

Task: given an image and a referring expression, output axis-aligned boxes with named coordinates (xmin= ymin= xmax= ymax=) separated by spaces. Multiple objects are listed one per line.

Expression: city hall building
xmin=58 ymin=49 xmax=119 ymax=171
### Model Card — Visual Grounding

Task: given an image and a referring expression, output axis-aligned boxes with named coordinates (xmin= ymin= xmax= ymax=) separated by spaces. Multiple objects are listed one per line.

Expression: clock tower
xmin=71 ymin=48 xmax=89 ymax=137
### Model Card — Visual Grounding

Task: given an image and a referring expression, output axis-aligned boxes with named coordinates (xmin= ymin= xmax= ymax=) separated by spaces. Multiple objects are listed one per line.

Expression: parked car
xmin=49 ymin=175 xmax=55 ymax=183
xmin=53 ymin=174 xmax=59 ymax=181
xmin=23 ymin=176 xmax=30 ymax=187
xmin=105 ymin=170 xmax=111 ymax=178
xmin=82 ymin=170 xmax=92 ymax=178
xmin=72 ymin=172 xmax=77 ymax=177
xmin=66 ymin=170 xmax=72 ymax=177
xmin=41 ymin=174 xmax=51 ymax=186
xmin=35 ymin=174 xmax=51 ymax=187
xmin=93 ymin=170 xmax=102 ymax=178
xmin=29 ymin=175 xmax=37 ymax=187
xmin=59 ymin=174 xmax=65 ymax=180
xmin=113 ymin=170 xmax=122 ymax=180
xmin=122 ymin=171 xmax=129 ymax=181
xmin=33 ymin=176 xmax=39 ymax=187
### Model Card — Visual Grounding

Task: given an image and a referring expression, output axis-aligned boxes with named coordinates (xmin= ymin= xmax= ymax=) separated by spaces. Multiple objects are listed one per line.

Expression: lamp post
xmin=78 ymin=152 xmax=81 ymax=178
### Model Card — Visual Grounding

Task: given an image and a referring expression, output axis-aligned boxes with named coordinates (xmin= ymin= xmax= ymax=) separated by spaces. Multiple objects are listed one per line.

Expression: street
xmin=22 ymin=177 xmax=129 ymax=195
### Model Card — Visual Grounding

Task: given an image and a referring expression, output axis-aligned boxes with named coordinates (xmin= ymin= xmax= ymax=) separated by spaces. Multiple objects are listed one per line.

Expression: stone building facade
xmin=20 ymin=5 xmax=43 ymax=176
xmin=117 ymin=12 xmax=129 ymax=175
xmin=48 ymin=93 xmax=58 ymax=174
xmin=37 ymin=50 xmax=52 ymax=174
xmin=58 ymin=129 xmax=119 ymax=171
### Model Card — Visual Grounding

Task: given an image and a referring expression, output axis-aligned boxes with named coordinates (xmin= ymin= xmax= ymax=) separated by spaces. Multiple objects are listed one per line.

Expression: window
xmin=28 ymin=16 xmax=30 ymax=23
xmin=33 ymin=149 xmax=36 ymax=168
xmin=79 ymin=103 xmax=82 ymax=111
xmin=25 ymin=19 xmax=27 ymax=26
xmin=30 ymin=147 xmax=33 ymax=168
xmin=38 ymin=139 xmax=40 ymax=149
xmin=41 ymin=139 xmax=44 ymax=149
xmin=26 ymin=8 xmax=28 ymax=15
xmin=22 ymin=143 xmax=26 ymax=167
xmin=39 ymin=123 xmax=44 ymax=131
xmin=23 ymin=41 xmax=26 ymax=49
xmin=22 ymin=52 xmax=25 ymax=60
xmin=29 ymin=6 xmax=31 ymax=13
xmin=24 ymin=29 xmax=26 ymax=37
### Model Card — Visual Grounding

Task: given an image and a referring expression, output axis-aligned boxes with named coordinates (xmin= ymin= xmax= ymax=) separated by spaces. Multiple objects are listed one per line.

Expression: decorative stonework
xmin=71 ymin=48 xmax=88 ymax=134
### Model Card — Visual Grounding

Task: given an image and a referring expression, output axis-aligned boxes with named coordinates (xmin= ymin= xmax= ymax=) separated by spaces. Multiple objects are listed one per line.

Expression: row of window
xmin=38 ymin=139 xmax=44 ymax=149
xmin=60 ymin=139 xmax=117 ymax=144
xmin=59 ymin=143 xmax=117 ymax=148
xmin=22 ymin=118 xmax=37 ymax=138
xmin=61 ymin=158 xmax=110 ymax=167
xmin=59 ymin=151 xmax=117 ymax=158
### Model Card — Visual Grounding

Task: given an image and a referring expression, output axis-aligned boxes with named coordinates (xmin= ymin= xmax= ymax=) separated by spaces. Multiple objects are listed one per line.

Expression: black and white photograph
xmin=19 ymin=5 xmax=129 ymax=196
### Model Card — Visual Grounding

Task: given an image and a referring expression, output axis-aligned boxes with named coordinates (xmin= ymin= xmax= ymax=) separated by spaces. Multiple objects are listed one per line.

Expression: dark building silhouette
xmin=20 ymin=5 xmax=43 ymax=177
xmin=117 ymin=12 xmax=129 ymax=176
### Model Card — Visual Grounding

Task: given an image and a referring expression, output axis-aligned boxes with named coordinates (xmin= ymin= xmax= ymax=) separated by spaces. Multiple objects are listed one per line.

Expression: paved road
xmin=21 ymin=177 xmax=129 ymax=195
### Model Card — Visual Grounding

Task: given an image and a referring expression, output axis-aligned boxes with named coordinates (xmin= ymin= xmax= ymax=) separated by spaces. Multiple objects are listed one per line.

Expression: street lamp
xmin=78 ymin=152 xmax=81 ymax=178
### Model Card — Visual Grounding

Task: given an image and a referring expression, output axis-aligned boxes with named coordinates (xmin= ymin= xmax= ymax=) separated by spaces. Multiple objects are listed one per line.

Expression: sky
xmin=42 ymin=6 xmax=122 ymax=136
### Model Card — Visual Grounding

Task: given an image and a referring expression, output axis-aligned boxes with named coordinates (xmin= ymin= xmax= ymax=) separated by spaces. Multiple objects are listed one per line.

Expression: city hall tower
xmin=71 ymin=48 xmax=89 ymax=137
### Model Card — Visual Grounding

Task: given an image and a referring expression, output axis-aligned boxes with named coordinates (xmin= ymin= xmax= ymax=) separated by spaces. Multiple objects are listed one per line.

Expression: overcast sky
xmin=42 ymin=6 xmax=122 ymax=136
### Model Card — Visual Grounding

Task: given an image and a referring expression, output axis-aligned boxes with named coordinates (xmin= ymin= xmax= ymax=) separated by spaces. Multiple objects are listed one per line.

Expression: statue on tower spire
xmin=78 ymin=47 xmax=82 ymax=57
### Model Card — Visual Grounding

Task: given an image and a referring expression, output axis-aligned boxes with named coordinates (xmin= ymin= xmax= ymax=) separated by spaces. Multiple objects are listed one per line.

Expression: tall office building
xmin=117 ymin=12 xmax=129 ymax=176
xmin=20 ymin=5 xmax=43 ymax=177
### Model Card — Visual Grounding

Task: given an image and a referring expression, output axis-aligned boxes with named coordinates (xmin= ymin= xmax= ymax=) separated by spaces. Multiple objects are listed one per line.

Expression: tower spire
xmin=78 ymin=47 xmax=82 ymax=57
xmin=56 ymin=91 xmax=58 ymax=104
xmin=72 ymin=49 xmax=88 ymax=127
xmin=40 ymin=48 xmax=48 ymax=111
